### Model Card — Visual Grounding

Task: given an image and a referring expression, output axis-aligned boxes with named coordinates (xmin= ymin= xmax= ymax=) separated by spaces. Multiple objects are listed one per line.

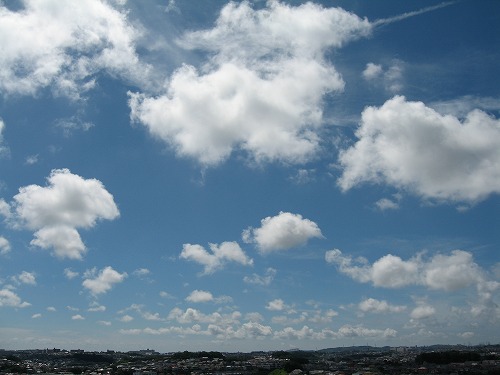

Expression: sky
xmin=0 ymin=0 xmax=499 ymax=352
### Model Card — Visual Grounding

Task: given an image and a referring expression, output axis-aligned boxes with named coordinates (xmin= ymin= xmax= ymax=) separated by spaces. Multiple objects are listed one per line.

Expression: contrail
xmin=373 ymin=1 xmax=456 ymax=28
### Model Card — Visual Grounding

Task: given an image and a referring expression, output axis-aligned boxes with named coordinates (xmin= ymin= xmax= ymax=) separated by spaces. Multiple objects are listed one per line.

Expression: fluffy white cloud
xmin=424 ymin=250 xmax=482 ymax=291
xmin=186 ymin=290 xmax=213 ymax=303
xmin=179 ymin=241 xmax=253 ymax=274
xmin=362 ymin=63 xmax=383 ymax=80
xmin=0 ymin=199 xmax=11 ymax=218
xmin=359 ymin=298 xmax=406 ymax=314
xmin=243 ymin=267 xmax=277 ymax=286
xmin=0 ymin=119 xmax=8 ymax=157
xmin=326 ymin=249 xmax=486 ymax=292
xmin=11 ymin=168 xmax=119 ymax=259
xmin=243 ymin=211 xmax=323 ymax=253
xmin=338 ymin=96 xmax=500 ymax=203
xmin=129 ymin=1 xmax=371 ymax=166
xmin=132 ymin=268 xmax=150 ymax=277
xmin=15 ymin=271 xmax=37 ymax=286
xmin=0 ymin=236 xmax=11 ymax=255
xmin=64 ymin=268 xmax=79 ymax=280
xmin=0 ymin=289 xmax=30 ymax=308
xmin=88 ymin=302 xmax=106 ymax=312
xmin=266 ymin=298 xmax=288 ymax=311
xmin=167 ymin=307 xmax=240 ymax=326
xmin=371 ymin=254 xmax=420 ymax=288
xmin=410 ymin=305 xmax=436 ymax=320
xmin=375 ymin=193 xmax=402 ymax=211
xmin=0 ymin=0 xmax=150 ymax=98
xmin=363 ymin=61 xmax=403 ymax=92
xmin=82 ymin=266 xmax=127 ymax=295
xmin=119 ymin=315 xmax=134 ymax=323
xmin=72 ymin=314 xmax=85 ymax=320
xmin=336 ymin=325 xmax=397 ymax=339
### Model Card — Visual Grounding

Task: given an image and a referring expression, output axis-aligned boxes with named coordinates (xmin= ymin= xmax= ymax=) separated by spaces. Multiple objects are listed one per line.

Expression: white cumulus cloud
xmin=186 ymin=290 xmax=213 ymax=303
xmin=0 ymin=236 xmax=11 ymax=255
xmin=0 ymin=119 xmax=9 ymax=157
xmin=64 ymin=268 xmax=79 ymax=280
xmin=243 ymin=267 xmax=277 ymax=286
xmin=243 ymin=211 xmax=323 ymax=253
xmin=338 ymin=96 xmax=500 ymax=204
xmin=129 ymin=1 xmax=371 ymax=166
xmin=0 ymin=289 xmax=31 ymax=308
xmin=410 ymin=305 xmax=436 ymax=320
xmin=82 ymin=266 xmax=127 ymax=295
xmin=359 ymin=298 xmax=406 ymax=314
xmin=326 ymin=248 xmax=486 ymax=292
xmin=179 ymin=241 xmax=253 ymax=274
xmin=0 ymin=0 xmax=150 ymax=99
xmin=14 ymin=271 xmax=37 ymax=286
xmin=266 ymin=298 xmax=289 ymax=311
xmin=362 ymin=63 xmax=383 ymax=80
xmin=10 ymin=168 xmax=119 ymax=259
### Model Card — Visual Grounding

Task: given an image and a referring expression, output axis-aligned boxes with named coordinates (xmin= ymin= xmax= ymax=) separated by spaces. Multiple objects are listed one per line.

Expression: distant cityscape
xmin=1 ymin=344 xmax=499 ymax=375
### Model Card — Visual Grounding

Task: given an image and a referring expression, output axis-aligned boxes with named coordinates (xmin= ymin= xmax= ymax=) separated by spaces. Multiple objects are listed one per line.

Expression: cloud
xmin=31 ymin=313 xmax=42 ymax=319
xmin=375 ymin=193 xmax=402 ymax=211
xmin=159 ymin=291 xmax=174 ymax=299
xmin=266 ymin=298 xmax=289 ymax=312
xmin=119 ymin=315 xmax=134 ymax=323
xmin=0 ymin=289 xmax=31 ymax=308
xmin=88 ymin=302 xmax=106 ymax=312
xmin=362 ymin=61 xmax=404 ymax=92
xmin=0 ymin=0 xmax=150 ymax=99
xmin=0 ymin=199 xmax=11 ymax=218
xmin=82 ymin=266 xmax=127 ymax=295
xmin=0 ymin=236 xmax=11 ymax=255
xmin=359 ymin=298 xmax=406 ymax=314
xmin=243 ymin=267 xmax=277 ymax=286
xmin=243 ymin=212 xmax=323 ymax=253
xmin=430 ymin=95 xmax=500 ymax=118
xmin=373 ymin=2 xmax=455 ymax=27
xmin=179 ymin=241 xmax=253 ymax=274
xmin=46 ymin=307 xmax=56 ymax=312
xmin=362 ymin=63 xmax=383 ymax=80
xmin=25 ymin=155 xmax=39 ymax=165
xmin=129 ymin=1 xmax=371 ymax=166
xmin=335 ymin=325 xmax=397 ymax=339
xmin=0 ymin=119 xmax=9 ymax=157
xmin=13 ymin=271 xmax=37 ymax=286
xmin=64 ymin=268 xmax=79 ymax=280
xmin=410 ymin=305 xmax=436 ymax=320
xmin=72 ymin=314 xmax=85 ymax=320
xmin=167 ymin=307 xmax=240 ymax=326
xmin=186 ymin=290 xmax=213 ymax=303
xmin=424 ymin=250 xmax=483 ymax=291
xmin=10 ymin=168 xmax=119 ymax=259
xmin=54 ymin=116 xmax=94 ymax=137
xmin=326 ymin=249 xmax=486 ymax=292
xmin=338 ymin=96 xmax=500 ymax=203
xmin=132 ymin=268 xmax=151 ymax=279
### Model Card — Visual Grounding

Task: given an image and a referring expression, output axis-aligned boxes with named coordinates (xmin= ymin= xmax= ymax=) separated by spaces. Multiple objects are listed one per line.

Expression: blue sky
xmin=0 ymin=0 xmax=499 ymax=352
